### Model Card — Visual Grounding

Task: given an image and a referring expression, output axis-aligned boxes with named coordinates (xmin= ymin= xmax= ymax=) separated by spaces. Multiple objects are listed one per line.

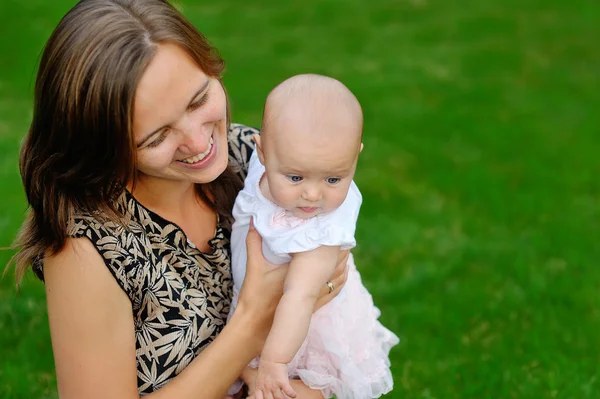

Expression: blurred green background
xmin=1 ymin=0 xmax=599 ymax=398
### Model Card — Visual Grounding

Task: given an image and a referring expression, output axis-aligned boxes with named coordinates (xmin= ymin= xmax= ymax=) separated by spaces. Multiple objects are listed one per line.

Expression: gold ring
xmin=326 ymin=281 xmax=335 ymax=293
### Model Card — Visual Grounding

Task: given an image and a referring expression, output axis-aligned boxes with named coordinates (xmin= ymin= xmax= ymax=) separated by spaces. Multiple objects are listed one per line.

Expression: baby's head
xmin=254 ymin=74 xmax=363 ymax=219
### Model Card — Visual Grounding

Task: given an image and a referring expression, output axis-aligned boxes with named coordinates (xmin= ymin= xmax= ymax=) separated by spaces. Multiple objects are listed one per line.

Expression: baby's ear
xmin=253 ymin=134 xmax=266 ymax=165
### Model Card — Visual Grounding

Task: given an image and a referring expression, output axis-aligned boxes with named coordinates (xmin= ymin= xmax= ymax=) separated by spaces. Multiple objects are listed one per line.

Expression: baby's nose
xmin=302 ymin=187 xmax=322 ymax=202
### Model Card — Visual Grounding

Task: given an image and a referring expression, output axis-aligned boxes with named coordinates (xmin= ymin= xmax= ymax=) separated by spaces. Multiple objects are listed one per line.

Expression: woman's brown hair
xmin=9 ymin=0 xmax=242 ymax=284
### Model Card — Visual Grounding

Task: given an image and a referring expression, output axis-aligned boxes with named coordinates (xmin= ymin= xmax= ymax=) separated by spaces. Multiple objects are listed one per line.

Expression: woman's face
xmin=132 ymin=43 xmax=228 ymax=185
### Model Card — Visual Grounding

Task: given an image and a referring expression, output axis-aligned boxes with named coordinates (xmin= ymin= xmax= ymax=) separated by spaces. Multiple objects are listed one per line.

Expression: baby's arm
xmin=255 ymin=245 xmax=340 ymax=399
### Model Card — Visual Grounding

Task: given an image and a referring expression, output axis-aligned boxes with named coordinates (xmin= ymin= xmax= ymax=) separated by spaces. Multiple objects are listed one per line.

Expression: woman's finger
xmin=339 ymin=249 xmax=350 ymax=268
xmin=342 ymin=255 xmax=350 ymax=283
xmin=314 ymin=279 xmax=343 ymax=310
xmin=330 ymin=250 xmax=349 ymax=289
xmin=313 ymin=250 xmax=351 ymax=311
xmin=332 ymin=250 xmax=348 ymax=276
xmin=315 ymin=266 xmax=346 ymax=301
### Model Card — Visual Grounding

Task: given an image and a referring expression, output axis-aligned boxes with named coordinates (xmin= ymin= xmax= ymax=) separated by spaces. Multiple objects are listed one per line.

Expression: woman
xmin=10 ymin=0 xmax=348 ymax=397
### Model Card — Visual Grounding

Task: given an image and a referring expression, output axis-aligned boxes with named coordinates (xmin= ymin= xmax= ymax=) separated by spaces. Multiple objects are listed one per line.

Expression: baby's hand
xmin=254 ymin=359 xmax=296 ymax=399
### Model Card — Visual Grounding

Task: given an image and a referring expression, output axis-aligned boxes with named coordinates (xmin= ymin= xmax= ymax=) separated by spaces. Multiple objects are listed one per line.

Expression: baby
xmin=229 ymin=74 xmax=399 ymax=399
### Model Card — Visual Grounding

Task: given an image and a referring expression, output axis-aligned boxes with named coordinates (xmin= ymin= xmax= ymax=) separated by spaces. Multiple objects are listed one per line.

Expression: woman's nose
xmin=179 ymin=119 xmax=212 ymax=154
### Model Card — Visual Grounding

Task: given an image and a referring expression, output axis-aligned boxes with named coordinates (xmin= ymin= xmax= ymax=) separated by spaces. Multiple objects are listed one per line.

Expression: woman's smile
xmin=176 ymin=126 xmax=217 ymax=169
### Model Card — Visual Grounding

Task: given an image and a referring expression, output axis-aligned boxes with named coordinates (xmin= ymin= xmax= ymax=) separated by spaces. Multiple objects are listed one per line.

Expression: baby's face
xmin=261 ymin=120 xmax=361 ymax=219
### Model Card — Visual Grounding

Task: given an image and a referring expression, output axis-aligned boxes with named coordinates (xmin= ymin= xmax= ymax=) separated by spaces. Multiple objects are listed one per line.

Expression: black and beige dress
xmin=34 ymin=124 xmax=259 ymax=395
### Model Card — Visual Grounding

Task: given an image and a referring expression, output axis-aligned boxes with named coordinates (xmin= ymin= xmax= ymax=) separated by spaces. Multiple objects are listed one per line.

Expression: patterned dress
xmin=33 ymin=124 xmax=259 ymax=395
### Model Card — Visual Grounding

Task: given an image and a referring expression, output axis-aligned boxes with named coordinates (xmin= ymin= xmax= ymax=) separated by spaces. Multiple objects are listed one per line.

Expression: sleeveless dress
xmin=33 ymin=123 xmax=259 ymax=395
xmin=228 ymin=151 xmax=400 ymax=399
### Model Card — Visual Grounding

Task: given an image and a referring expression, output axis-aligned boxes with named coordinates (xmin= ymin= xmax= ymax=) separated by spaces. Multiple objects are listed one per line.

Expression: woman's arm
xmin=44 ymin=227 xmax=287 ymax=399
xmin=45 ymin=238 xmax=139 ymax=399
xmin=151 ymin=227 xmax=289 ymax=399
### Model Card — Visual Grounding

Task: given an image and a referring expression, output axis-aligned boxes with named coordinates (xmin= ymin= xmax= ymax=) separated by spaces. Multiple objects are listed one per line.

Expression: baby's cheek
xmin=283 ymin=192 xmax=300 ymax=208
xmin=270 ymin=183 xmax=293 ymax=207
xmin=328 ymin=193 xmax=346 ymax=210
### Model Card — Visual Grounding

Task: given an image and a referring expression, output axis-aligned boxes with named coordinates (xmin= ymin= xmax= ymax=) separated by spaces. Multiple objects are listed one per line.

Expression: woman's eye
xmin=189 ymin=93 xmax=209 ymax=111
xmin=147 ymin=133 xmax=166 ymax=148
xmin=326 ymin=177 xmax=341 ymax=184
xmin=287 ymin=175 xmax=303 ymax=183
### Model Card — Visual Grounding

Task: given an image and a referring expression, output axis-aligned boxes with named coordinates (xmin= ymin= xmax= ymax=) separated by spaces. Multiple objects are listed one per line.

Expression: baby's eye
xmin=286 ymin=175 xmax=303 ymax=183
xmin=326 ymin=177 xmax=341 ymax=184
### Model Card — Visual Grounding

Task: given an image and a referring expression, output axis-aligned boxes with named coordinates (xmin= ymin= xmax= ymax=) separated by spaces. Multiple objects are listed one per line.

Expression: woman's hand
xmin=240 ymin=367 xmax=258 ymax=397
xmin=223 ymin=391 xmax=244 ymax=399
xmin=314 ymin=249 xmax=349 ymax=311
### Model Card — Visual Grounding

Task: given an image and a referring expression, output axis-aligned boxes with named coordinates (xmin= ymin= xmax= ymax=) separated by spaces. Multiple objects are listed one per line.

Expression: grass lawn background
xmin=0 ymin=0 xmax=599 ymax=398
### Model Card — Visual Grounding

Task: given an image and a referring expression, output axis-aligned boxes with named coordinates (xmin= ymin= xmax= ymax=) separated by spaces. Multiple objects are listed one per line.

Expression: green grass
xmin=1 ymin=0 xmax=599 ymax=398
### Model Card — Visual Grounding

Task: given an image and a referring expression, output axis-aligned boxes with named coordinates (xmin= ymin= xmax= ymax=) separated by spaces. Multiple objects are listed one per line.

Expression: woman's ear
xmin=253 ymin=134 xmax=266 ymax=165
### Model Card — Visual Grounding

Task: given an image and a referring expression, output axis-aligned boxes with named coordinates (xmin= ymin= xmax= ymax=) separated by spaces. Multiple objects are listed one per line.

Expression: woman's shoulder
xmin=67 ymin=211 xmax=122 ymax=239
xmin=34 ymin=195 xmax=150 ymax=300
xmin=43 ymin=236 xmax=114 ymax=287
xmin=67 ymin=197 xmax=146 ymax=252
xmin=36 ymin=231 xmax=142 ymax=309
xmin=228 ymin=123 xmax=259 ymax=180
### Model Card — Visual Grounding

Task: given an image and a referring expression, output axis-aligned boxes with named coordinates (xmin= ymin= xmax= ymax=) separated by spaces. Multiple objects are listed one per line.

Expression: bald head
xmin=254 ymin=75 xmax=364 ymax=216
xmin=261 ymin=74 xmax=363 ymax=148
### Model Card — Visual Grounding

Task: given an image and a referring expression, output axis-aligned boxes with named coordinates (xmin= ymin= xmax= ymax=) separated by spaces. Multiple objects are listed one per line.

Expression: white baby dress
xmin=228 ymin=151 xmax=399 ymax=399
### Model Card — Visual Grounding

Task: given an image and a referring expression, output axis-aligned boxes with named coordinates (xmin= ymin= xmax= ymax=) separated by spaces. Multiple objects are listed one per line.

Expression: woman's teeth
xmin=181 ymin=136 xmax=213 ymax=164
